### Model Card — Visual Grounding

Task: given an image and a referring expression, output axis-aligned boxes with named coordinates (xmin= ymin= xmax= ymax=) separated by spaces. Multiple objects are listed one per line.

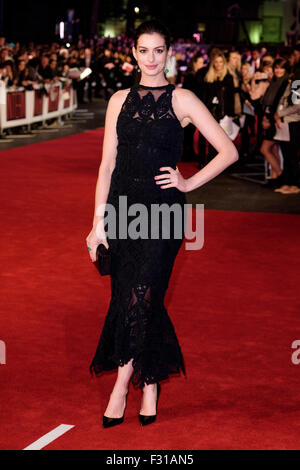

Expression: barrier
xmin=0 ymin=81 xmax=77 ymax=133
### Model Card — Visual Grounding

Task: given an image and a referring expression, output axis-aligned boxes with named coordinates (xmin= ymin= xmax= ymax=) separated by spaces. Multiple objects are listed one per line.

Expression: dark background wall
xmin=0 ymin=0 xmax=92 ymax=42
xmin=0 ymin=0 xmax=261 ymax=43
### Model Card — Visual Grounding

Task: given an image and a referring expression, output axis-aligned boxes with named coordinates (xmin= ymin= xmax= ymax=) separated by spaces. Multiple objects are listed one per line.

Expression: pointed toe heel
xmin=102 ymin=391 xmax=128 ymax=428
xmin=102 ymin=415 xmax=124 ymax=428
xmin=139 ymin=383 xmax=161 ymax=426
xmin=139 ymin=414 xmax=156 ymax=426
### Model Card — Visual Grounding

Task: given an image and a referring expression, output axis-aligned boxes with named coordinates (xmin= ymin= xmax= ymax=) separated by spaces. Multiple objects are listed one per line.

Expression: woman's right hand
xmin=86 ymin=219 xmax=109 ymax=262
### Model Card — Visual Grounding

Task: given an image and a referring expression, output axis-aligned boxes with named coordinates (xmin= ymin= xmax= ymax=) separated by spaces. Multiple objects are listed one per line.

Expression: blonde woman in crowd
xmin=239 ymin=63 xmax=255 ymax=158
xmin=228 ymin=50 xmax=242 ymax=116
xmin=203 ymin=51 xmax=235 ymax=160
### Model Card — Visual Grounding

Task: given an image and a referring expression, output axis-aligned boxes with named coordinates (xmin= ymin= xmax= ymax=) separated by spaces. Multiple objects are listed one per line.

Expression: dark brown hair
xmin=273 ymin=57 xmax=289 ymax=72
xmin=134 ymin=20 xmax=171 ymax=50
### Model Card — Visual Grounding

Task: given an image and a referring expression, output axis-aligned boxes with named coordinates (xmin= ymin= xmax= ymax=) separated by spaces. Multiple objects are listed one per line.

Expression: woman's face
xmin=288 ymin=54 xmax=295 ymax=67
xmin=133 ymin=33 xmax=171 ymax=77
xmin=262 ymin=65 xmax=274 ymax=80
xmin=194 ymin=57 xmax=204 ymax=71
xmin=241 ymin=64 xmax=249 ymax=78
xmin=18 ymin=61 xmax=26 ymax=71
xmin=229 ymin=53 xmax=240 ymax=68
xmin=274 ymin=65 xmax=285 ymax=78
xmin=263 ymin=66 xmax=273 ymax=80
xmin=213 ymin=56 xmax=225 ymax=72
xmin=293 ymin=49 xmax=300 ymax=62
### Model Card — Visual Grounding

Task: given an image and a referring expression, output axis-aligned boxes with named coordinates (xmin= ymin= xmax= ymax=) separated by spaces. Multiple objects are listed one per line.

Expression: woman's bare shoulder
xmin=109 ymin=88 xmax=132 ymax=106
xmin=173 ymin=86 xmax=200 ymax=103
xmin=172 ymin=86 xmax=201 ymax=127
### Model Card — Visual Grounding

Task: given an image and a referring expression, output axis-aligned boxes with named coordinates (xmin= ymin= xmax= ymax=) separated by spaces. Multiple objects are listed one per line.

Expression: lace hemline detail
xmin=89 ymin=352 xmax=186 ymax=390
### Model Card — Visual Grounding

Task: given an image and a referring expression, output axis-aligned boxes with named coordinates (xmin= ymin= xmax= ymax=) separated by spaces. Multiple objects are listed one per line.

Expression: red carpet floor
xmin=0 ymin=129 xmax=300 ymax=450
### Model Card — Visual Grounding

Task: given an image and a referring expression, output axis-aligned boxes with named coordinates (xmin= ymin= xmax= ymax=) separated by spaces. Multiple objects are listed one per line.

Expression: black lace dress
xmin=89 ymin=83 xmax=187 ymax=389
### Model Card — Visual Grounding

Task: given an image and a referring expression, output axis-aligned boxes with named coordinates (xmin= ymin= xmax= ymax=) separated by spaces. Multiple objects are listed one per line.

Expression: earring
xmin=165 ymin=68 xmax=169 ymax=74
xmin=137 ymin=67 xmax=141 ymax=72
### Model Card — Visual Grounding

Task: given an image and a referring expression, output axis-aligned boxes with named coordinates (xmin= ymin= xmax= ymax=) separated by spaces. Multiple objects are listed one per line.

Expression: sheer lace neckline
xmin=137 ymin=83 xmax=171 ymax=90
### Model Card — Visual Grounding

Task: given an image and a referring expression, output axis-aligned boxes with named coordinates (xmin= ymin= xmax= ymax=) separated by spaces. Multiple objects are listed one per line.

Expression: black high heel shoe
xmin=139 ymin=383 xmax=161 ymax=426
xmin=102 ymin=391 xmax=128 ymax=428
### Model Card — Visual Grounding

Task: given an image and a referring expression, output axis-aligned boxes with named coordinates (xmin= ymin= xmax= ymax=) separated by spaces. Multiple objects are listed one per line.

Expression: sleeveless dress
xmin=89 ymin=82 xmax=187 ymax=389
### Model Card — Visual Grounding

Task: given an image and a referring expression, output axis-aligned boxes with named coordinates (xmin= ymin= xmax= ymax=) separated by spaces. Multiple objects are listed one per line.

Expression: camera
xmin=254 ymin=72 xmax=268 ymax=84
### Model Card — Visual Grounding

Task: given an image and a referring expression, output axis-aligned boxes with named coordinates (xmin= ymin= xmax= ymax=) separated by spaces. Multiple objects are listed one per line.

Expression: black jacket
xmin=203 ymin=72 xmax=235 ymax=121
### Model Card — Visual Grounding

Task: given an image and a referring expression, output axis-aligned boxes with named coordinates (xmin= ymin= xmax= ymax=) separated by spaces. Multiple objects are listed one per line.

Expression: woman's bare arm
xmin=92 ymin=90 xmax=127 ymax=227
xmin=173 ymin=88 xmax=239 ymax=192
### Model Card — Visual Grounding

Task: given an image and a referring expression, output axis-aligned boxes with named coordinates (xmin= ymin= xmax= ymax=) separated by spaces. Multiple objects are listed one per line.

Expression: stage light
xmin=59 ymin=22 xmax=65 ymax=40
xmin=104 ymin=28 xmax=114 ymax=37
xmin=66 ymin=43 xmax=71 ymax=48
xmin=134 ymin=7 xmax=139 ymax=14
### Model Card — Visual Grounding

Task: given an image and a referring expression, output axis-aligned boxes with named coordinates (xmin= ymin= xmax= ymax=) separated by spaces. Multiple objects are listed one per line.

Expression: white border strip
xmin=23 ymin=424 xmax=75 ymax=450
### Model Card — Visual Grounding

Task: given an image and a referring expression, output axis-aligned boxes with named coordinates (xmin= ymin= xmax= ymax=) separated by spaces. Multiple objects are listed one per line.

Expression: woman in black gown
xmin=86 ymin=20 xmax=239 ymax=428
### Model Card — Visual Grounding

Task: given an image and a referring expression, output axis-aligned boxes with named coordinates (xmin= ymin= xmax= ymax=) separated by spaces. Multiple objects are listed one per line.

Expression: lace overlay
xmin=89 ymin=83 xmax=187 ymax=389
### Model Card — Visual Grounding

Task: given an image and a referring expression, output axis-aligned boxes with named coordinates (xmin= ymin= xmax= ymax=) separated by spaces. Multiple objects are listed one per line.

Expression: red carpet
xmin=1 ymin=129 xmax=300 ymax=450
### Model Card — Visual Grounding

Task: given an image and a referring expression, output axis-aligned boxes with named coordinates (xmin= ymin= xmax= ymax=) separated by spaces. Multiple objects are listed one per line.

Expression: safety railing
xmin=0 ymin=81 xmax=77 ymax=133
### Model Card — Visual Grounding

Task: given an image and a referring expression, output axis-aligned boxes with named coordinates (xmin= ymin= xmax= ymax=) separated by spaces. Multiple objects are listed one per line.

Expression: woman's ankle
xmin=142 ymin=383 xmax=157 ymax=393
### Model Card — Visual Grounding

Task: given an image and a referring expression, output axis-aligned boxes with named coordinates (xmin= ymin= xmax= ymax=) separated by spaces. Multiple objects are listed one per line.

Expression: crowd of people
xmin=0 ymin=33 xmax=299 ymax=194
xmin=182 ymin=45 xmax=300 ymax=194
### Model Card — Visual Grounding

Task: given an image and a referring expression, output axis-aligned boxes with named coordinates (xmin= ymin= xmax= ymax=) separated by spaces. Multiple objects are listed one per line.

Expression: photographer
xmin=250 ymin=60 xmax=274 ymax=154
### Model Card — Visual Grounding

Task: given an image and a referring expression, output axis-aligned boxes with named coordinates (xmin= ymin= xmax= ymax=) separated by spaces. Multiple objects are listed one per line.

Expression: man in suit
xmin=77 ymin=48 xmax=96 ymax=103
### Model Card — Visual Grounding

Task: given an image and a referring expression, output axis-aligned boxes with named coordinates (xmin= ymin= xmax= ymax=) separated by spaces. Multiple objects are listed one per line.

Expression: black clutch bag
xmin=94 ymin=243 xmax=111 ymax=276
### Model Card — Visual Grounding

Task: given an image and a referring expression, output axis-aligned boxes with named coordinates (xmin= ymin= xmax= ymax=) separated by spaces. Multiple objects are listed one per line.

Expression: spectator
xmin=49 ymin=58 xmax=59 ymax=81
xmin=228 ymin=50 xmax=242 ymax=116
xmin=38 ymin=55 xmax=53 ymax=82
xmin=203 ymin=51 xmax=235 ymax=122
xmin=260 ymin=58 xmax=290 ymax=186
xmin=0 ymin=62 xmax=14 ymax=87
xmin=249 ymin=60 xmax=274 ymax=154
xmin=273 ymin=80 xmax=300 ymax=193
xmin=27 ymin=57 xmax=43 ymax=83
xmin=182 ymin=52 xmax=204 ymax=96
xmin=239 ymin=62 xmax=255 ymax=159
xmin=203 ymin=51 xmax=235 ymax=161
xmin=182 ymin=52 xmax=205 ymax=164
xmin=13 ymin=59 xmax=31 ymax=88
xmin=247 ymin=48 xmax=261 ymax=75
xmin=0 ymin=34 xmax=6 ymax=48
xmin=292 ymin=44 xmax=300 ymax=79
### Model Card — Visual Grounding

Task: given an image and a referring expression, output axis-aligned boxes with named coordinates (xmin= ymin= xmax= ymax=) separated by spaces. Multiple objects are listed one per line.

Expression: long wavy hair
xmin=204 ymin=52 xmax=228 ymax=83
